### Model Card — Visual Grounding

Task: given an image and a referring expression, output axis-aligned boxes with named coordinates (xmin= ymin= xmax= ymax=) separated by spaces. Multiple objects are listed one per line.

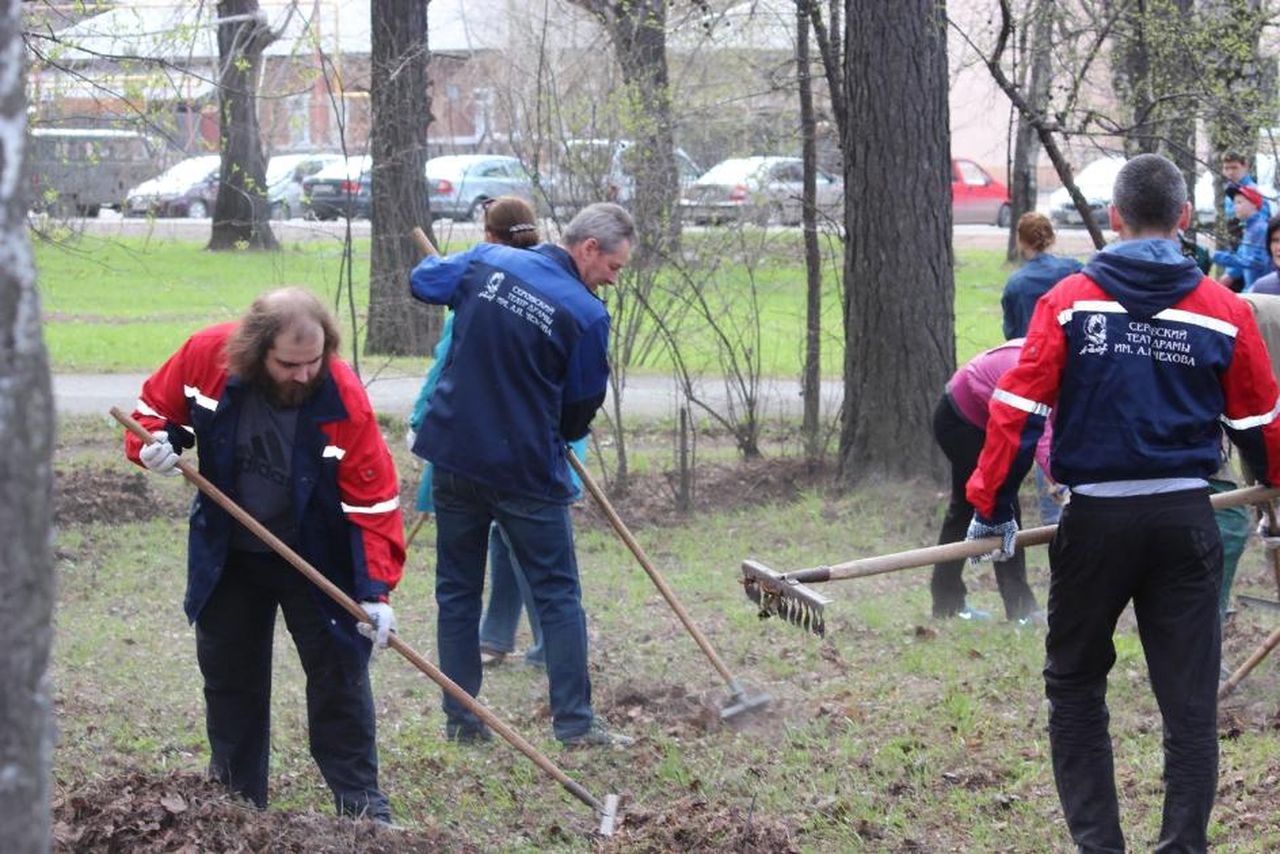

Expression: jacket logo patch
xmin=479 ymin=271 xmax=504 ymax=301
xmin=1080 ymin=313 xmax=1108 ymax=355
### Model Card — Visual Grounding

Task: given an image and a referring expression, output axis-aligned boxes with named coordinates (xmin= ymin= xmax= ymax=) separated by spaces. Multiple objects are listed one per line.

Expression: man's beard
xmin=259 ymin=363 xmax=327 ymax=408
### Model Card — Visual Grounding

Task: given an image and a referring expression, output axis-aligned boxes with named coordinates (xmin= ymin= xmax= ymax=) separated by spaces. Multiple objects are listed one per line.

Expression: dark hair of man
xmin=1266 ymin=214 xmax=1280 ymax=249
xmin=225 ymin=287 xmax=341 ymax=382
xmin=1222 ymin=150 xmax=1247 ymax=166
xmin=1112 ymin=153 xmax=1186 ymax=232
xmin=562 ymin=201 xmax=636 ymax=253
xmin=484 ymin=195 xmax=540 ymax=249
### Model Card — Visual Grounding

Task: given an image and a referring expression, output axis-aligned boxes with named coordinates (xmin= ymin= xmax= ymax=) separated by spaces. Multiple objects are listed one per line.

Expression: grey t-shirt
xmin=231 ymin=387 xmax=300 ymax=551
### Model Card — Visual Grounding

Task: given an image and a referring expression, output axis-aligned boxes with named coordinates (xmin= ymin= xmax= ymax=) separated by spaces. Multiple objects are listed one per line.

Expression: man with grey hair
xmin=409 ymin=202 xmax=636 ymax=748
xmin=965 ymin=153 xmax=1280 ymax=850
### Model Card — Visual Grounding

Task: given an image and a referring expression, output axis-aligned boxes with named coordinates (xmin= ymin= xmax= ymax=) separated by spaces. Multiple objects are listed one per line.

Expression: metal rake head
xmin=741 ymin=559 xmax=832 ymax=637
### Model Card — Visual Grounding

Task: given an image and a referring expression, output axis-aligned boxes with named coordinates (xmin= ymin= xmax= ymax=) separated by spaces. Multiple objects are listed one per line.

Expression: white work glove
xmin=405 ymin=425 xmax=417 ymax=453
xmin=357 ymin=601 xmax=396 ymax=649
xmin=966 ymin=514 xmax=1020 ymax=563
xmin=1256 ymin=517 xmax=1280 ymax=552
xmin=139 ymin=431 xmax=181 ymax=476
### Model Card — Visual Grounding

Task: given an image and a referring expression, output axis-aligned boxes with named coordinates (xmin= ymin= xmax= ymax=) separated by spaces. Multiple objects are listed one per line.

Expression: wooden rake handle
xmin=568 ymin=449 xmax=742 ymax=689
xmin=112 ymin=407 xmax=607 ymax=816
xmin=786 ymin=484 xmax=1280 ymax=585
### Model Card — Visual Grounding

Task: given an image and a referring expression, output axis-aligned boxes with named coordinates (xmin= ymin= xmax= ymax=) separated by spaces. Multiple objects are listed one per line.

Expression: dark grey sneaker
xmin=446 ymin=722 xmax=493 ymax=744
xmin=560 ymin=721 xmax=634 ymax=749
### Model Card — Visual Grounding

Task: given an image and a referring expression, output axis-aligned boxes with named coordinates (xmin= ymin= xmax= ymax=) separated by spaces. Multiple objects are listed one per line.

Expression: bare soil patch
xmin=55 ymin=467 xmax=167 ymax=527
xmin=601 ymin=793 xmax=799 ymax=852
xmin=52 ymin=770 xmax=472 ymax=853
xmin=576 ymin=457 xmax=836 ymax=530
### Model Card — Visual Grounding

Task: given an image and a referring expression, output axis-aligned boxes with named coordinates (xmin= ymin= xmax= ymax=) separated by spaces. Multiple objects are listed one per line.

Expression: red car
xmin=952 ymin=158 xmax=1011 ymax=227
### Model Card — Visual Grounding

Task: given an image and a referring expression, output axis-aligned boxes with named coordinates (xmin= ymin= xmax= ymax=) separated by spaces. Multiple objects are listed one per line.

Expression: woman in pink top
xmin=932 ymin=338 xmax=1053 ymax=621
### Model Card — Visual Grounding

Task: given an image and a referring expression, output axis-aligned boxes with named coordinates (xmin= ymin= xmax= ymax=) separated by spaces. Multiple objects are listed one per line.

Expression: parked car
xmin=1047 ymin=155 xmax=1127 ymax=228
xmin=679 ymin=155 xmax=841 ymax=226
xmin=29 ymin=127 xmax=166 ymax=217
xmin=267 ymin=152 xmax=344 ymax=220
xmin=952 ymin=158 xmax=1011 ymax=226
xmin=124 ymin=154 xmax=222 ymax=218
xmin=546 ymin=138 xmax=702 ymax=215
xmin=426 ymin=154 xmax=536 ymax=221
xmin=301 ymin=155 xmax=373 ymax=220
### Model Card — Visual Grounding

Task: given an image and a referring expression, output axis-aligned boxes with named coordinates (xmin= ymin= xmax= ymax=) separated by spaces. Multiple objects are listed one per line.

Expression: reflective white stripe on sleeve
xmin=1221 ymin=395 xmax=1280 ymax=431
xmin=342 ymin=496 xmax=401 ymax=514
xmin=137 ymin=399 xmax=195 ymax=435
xmin=1057 ymin=300 xmax=1125 ymax=326
xmin=992 ymin=387 xmax=1051 ymax=418
xmin=183 ymin=384 xmax=219 ymax=412
xmin=323 ymin=445 xmax=347 ymax=460
xmin=1152 ymin=308 xmax=1238 ymax=338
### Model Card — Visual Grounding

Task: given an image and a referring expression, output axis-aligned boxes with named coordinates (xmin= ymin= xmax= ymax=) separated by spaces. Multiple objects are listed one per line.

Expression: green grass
xmin=50 ymin=414 xmax=1280 ymax=851
xmin=35 ymin=230 xmax=1052 ymax=375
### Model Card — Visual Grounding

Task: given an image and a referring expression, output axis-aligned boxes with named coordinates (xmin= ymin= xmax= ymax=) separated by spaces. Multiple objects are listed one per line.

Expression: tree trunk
xmin=1 ymin=1 xmax=56 ymax=848
xmin=208 ymin=0 xmax=278 ymax=251
xmin=798 ymin=0 xmax=823 ymax=463
xmin=365 ymin=0 xmax=438 ymax=356
xmin=838 ymin=0 xmax=954 ymax=485
xmin=1006 ymin=0 xmax=1053 ymax=261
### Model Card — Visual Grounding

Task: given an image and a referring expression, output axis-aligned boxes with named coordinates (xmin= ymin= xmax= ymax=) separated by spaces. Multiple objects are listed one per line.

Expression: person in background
xmin=1000 ymin=212 xmax=1081 ymax=526
xmin=1242 ymin=215 xmax=1280 ymax=296
xmin=965 ymin=153 xmax=1280 ymax=851
xmin=407 ymin=197 xmax=586 ymax=671
xmin=125 ymin=288 xmax=403 ymax=823
xmin=1001 ymin=212 xmax=1082 ymax=341
xmin=409 ymin=202 xmax=637 ymax=748
xmin=932 ymin=338 xmax=1051 ymax=623
xmin=1213 ymin=183 xmax=1270 ymax=292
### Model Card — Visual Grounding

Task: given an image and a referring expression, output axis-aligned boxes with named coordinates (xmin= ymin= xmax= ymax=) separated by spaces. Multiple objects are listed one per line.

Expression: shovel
xmin=569 ymin=450 xmax=770 ymax=720
xmin=113 ymin=407 xmax=622 ymax=836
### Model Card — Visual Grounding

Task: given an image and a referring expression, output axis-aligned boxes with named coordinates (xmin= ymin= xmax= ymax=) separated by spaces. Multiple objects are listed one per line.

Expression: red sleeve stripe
xmin=1221 ymin=395 xmax=1280 ymax=430
xmin=993 ymin=387 xmax=1052 ymax=417
xmin=342 ymin=497 xmax=401 ymax=514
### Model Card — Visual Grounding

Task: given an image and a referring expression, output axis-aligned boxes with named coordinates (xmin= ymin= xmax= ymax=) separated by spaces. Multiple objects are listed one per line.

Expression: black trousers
xmin=195 ymin=550 xmax=389 ymax=821
xmin=931 ymin=394 xmax=1036 ymax=619
xmin=1045 ymin=490 xmax=1221 ymax=853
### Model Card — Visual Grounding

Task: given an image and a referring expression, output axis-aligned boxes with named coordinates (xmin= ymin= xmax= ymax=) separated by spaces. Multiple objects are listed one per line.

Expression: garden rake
xmin=568 ymin=450 xmax=771 ymax=720
xmin=113 ymin=407 xmax=622 ymax=837
xmin=743 ymin=483 xmax=1280 ymax=637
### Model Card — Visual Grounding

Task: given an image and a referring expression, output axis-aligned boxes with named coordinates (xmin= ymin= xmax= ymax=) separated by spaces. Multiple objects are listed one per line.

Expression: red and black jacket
xmin=968 ymin=241 xmax=1280 ymax=523
xmin=125 ymin=322 xmax=405 ymax=635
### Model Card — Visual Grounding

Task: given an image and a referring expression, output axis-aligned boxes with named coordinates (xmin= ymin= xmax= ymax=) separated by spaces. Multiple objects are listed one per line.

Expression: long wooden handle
xmin=1219 ymin=622 xmax=1280 ymax=699
xmin=112 ymin=407 xmax=605 ymax=815
xmin=788 ymin=484 xmax=1280 ymax=585
xmin=568 ymin=449 xmax=741 ymax=689
xmin=411 ymin=226 xmax=437 ymax=258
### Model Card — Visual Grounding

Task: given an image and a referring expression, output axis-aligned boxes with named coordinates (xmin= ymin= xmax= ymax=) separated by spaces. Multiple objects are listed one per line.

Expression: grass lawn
xmin=51 ymin=415 xmax=1280 ymax=851
xmin=34 ymin=230 xmax=1064 ymax=375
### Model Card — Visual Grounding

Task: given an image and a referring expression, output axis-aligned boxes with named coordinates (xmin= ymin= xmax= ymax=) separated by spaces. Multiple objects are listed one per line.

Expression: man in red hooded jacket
xmin=965 ymin=154 xmax=1280 ymax=851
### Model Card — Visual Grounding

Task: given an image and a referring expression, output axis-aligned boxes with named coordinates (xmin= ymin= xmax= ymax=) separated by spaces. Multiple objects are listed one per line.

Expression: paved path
xmin=54 ymin=370 xmax=846 ymax=421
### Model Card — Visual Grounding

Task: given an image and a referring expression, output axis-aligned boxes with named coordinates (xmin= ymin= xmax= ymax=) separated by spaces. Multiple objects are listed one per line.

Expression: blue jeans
xmin=479 ymin=524 xmax=545 ymax=665
xmin=1035 ymin=466 xmax=1062 ymax=526
xmin=433 ymin=470 xmax=593 ymax=740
